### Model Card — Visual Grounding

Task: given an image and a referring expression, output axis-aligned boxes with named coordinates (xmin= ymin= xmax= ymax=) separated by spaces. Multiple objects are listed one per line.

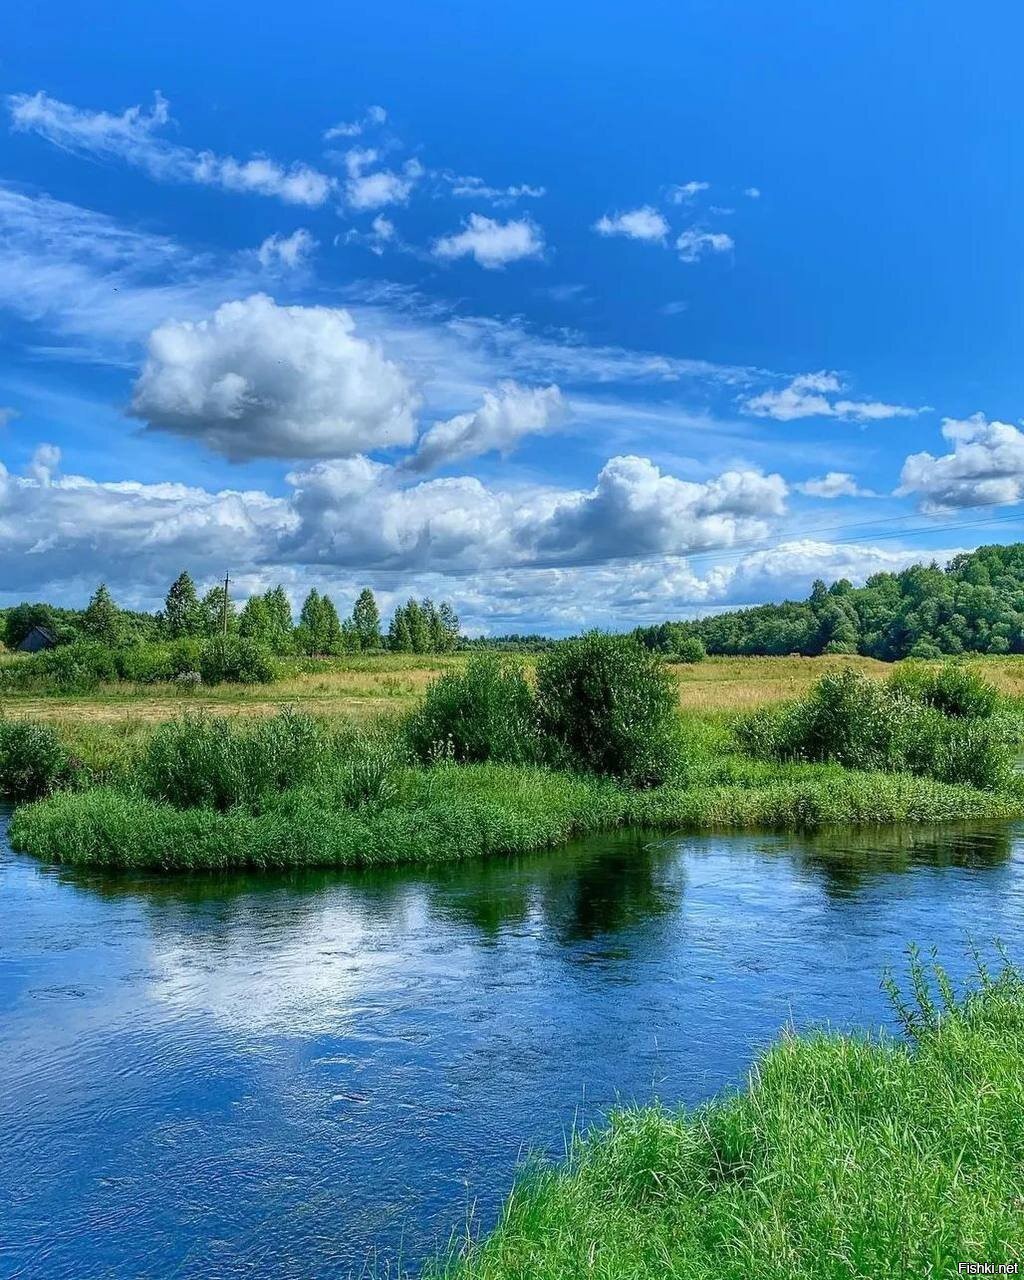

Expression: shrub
xmin=739 ymin=667 xmax=1014 ymax=790
xmin=0 ymin=640 xmax=119 ymax=693
xmin=672 ymin=635 xmax=707 ymax=664
xmin=139 ymin=711 xmax=336 ymax=810
xmin=406 ymin=654 xmax=540 ymax=764
xmin=115 ymin=638 xmax=205 ymax=684
xmin=197 ymin=636 xmax=275 ymax=685
xmin=535 ymin=632 xmax=681 ymax=785
xmin=0 ymin=717 xmax=80 ymax=800
xmin=887 ymin=661 xmax=999 ymax=719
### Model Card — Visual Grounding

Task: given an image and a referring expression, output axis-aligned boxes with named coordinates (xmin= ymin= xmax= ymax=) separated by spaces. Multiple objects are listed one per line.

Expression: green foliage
xmin=351 ymin=587 xmax=383 ymax=650
xmin=407 ymin=653 xmax=540 ymax=764
xmin=632 ymin=622 xmax=706 ymax=663
xmin=689 ymin=543 xmax=1024 ymax=658
xmin=536 ymin=632 xmax=681 ymax=784
xmin=388 ymin=597 xmax=461 ymax=653
xmin=139 ymin=711 xmax=338 ymax=811
xmin=0 ymin=717 xmax=80 ymax=800
xmin=3 ymin=602 xmax=61 ymax=649
xmin=886 ymin=660 xmax=1000 ymax=718
xmin=197 ymin=636 xmax=275 ymax=684
xmin=81 ymin=583 xmax=124 ymax=647
xmin=430 ymin=956 xmax=1024 ymax=1280
xmin=162 ymin=571 xmax=203 ymax=638
xmin=200 ymin=584 xmax=237 ymax=637
xmin=0 ymin=640 xmax=119 ymax=692
xmin=740 ymin=667 xmax=1013 ymax=790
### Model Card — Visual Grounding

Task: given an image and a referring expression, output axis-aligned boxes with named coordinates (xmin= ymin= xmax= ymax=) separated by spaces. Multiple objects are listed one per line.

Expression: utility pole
xmin=222 ymin=570 xmax=230 ymax=637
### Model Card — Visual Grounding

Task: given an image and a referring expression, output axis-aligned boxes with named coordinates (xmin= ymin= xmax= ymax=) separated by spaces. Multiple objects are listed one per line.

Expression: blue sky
xmin=1 ymin=1 xmax=1022 ymax=632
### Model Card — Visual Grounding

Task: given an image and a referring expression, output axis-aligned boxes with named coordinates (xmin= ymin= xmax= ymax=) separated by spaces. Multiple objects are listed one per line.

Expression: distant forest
xmin=636 ymin=543 xmax=1024 ymax=660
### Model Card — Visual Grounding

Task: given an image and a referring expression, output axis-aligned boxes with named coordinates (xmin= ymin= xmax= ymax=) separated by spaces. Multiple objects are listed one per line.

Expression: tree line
xmin=639 ymin=543 xmax=1024 ymax=660
xmin=2 ymin=574 xmax=461 ymax=656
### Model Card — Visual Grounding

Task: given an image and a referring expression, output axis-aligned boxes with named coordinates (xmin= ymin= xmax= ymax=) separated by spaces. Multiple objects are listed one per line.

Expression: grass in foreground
xmin=430 ymin=953 xmax=1024 ymax=1280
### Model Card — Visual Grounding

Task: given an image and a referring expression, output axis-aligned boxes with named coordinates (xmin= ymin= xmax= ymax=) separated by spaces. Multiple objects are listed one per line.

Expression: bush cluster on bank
xmin=407 ymin=634 xmax=682 ymax=785
xmin=430 ymin=955 xmax=1024 ymax=1279
xmin=739 ymin=665 xmax=1015 ymax=791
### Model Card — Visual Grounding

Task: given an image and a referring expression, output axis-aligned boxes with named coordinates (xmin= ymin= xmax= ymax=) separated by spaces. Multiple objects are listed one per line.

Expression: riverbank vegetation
xmin=431 ymin=952 xmax=1024 ymax=1279
xmin=5 ymin=642 xmax=1023 ymax=870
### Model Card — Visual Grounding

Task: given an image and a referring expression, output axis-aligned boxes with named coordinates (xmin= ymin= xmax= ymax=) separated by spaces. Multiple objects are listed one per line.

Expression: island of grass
xmin=3 ymin=635 xmax=1023 ymax=870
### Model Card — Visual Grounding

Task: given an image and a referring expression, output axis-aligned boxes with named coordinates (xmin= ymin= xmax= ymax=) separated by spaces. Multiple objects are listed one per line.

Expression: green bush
xmin=0 ymin=717 xmax=80 ymax=800
xmin=536 ymin=632 xmax=681 ymax=785
xmin=115 ymin=638 xmax=205 ymax=684
xmin=197 ymin=636 xmax=275 ymax=685
xmin=887 ymin=661 xmax=999 ymax=719
xmin=0 ymin=640 xmax=119 ymax=692
xmin=739 ymin=668 xmax=1013 ymax=790
xmin=406 ymin=653 xmax=540 ymax=764
xmin=139 ymin=711 xmax=337 ymax=811
xmin=672 ymin=635 xmax=707 ymax=664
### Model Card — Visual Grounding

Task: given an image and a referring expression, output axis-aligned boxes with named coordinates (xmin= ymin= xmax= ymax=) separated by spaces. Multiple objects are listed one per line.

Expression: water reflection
xmin=1 ymin=818 xmax=1021 ymax=1280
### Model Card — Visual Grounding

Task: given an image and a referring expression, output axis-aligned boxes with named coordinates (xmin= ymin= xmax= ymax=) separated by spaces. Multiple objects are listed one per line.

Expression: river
xmin=1 ymin=812 xmax=1021 ymax=1278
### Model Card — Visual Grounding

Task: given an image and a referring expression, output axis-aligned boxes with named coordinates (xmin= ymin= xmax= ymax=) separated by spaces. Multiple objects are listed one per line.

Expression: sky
xmin=2 ymin=0 xmax=1023 ymax=634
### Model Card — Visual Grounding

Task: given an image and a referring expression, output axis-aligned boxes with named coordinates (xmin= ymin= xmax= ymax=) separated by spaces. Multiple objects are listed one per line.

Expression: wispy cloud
xmin=675 ymin=228 xmax=734 ymax=262
xmin=9 ymin=90 xmax=334 ymax=206
xmin=742 ymin=371 xmax=923 ymax=422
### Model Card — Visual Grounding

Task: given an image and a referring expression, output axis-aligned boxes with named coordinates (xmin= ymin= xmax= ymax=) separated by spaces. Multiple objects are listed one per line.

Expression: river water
xmin=1 ymin=813 xmax=1021 ymax=1278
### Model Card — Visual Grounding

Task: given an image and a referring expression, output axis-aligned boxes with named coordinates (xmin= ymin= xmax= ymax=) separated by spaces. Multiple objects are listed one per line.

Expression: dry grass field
xmin=3 ymin=652 xmax=1023 ymax=734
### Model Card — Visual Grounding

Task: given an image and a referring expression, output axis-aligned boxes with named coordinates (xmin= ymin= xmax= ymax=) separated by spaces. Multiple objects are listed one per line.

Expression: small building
xmin=17 ymin=625 xmax=58 ymax=654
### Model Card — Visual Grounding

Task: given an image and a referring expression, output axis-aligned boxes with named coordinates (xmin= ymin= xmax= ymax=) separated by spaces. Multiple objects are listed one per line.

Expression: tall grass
xmin=431 ymin=953 xmax=1024 ymax=1279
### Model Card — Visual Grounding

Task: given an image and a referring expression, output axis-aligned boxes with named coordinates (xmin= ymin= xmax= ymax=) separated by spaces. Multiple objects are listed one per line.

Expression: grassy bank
xmin=431 ymin=956 xmax=1024 ymax=1279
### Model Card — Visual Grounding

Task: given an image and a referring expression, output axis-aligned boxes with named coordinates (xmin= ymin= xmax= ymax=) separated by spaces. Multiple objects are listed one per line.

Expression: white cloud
xmin=744 ymin=187 xmax=761 ymax=199
xmin=343 ymin=147 xmax=423 ymax=210
xmin=323 ymin=105 xmax=387 ymax=140
xmin=742 ymin=371 xmax=923 ymax=423
xmin=675 ymin=229 xmax=734 ymax=262
xmin=432 ymin=214 xmax=545 ymax=269
xmin=256 ymin=228 xmax=316 ymax=269
xmin=405 ymin=382 xmax=567 ymax=472
xmin=9 ymin=91 xmax=334 ymax=207
xmin=668 ymin=181 xmax=710 ymax=204
xmin=593 ymin=206 xmax=669 ymax=243
xmin=796 ymin=471 xmax=874 ymax=499
xmin=660 ymin=300 xmax=688 ymax=316
xmin=448 ymin=175 xmax=545 ymax=203
xmin=898 ymin=413 xmax=1024 ymax=512
xmin=0 ymin=406 xmax=19 ymax=428
xmin=130 ymin=294 xmax=420 ymax=461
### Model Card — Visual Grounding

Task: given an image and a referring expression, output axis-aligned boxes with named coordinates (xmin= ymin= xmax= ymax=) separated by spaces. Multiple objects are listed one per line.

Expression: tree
xmin=263 ymin=586 xmax=294 ymax=654
xmin=297 ymin=589 xmax=323 ymax=655
xmin=200 ymin=585 xmax=236 ymax=637
xmin=81 ymin=584 xmax=123 ymax=646
xmin=351 ymin=588 xmax=382 ymax=650
xmin=163 ymin=571 xmax=202 ymax=638
xmin=437 ymin=602 xmax=461 ymax=652
xmin=238 ymin=594 xmax=272 ymax=644
xmin=405 ymin=599 xmax=430 ymax=653
xmin=388 ymin=604 xmax=413 ymax=652
xmin=320 ymin=594 xmax=343 ymax=655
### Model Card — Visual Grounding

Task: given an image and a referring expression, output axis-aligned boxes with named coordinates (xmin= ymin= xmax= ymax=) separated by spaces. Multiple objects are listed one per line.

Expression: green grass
xmin=10 ymin=755 xmax=1023 ymax=870
xmin=430 ymin=953 xmax=1024 ymax=1279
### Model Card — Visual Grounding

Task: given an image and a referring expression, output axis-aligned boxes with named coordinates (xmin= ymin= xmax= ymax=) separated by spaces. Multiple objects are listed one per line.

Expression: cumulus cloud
xmin=130 ymin=294 xmax=419 ymax=461
xmin=668 ymin=181 xmax=710 ymax=204
xmin=287 ymin=453 xmax=788 ymax=572
xmin=405 ymin=382 xmax=567 ymax=472
xmin=675 ymin=229 xmax=734 ymax=262
xmin=9 ymin=91 xmax=334 ymax=207
xmin=742 ymin=372 xmax=923 ymax=422
xmin=796 ymin=471 xmax=874 ymax=499
xmin=898 ymin=413 xmax=1024 ymax=512
xmin=432 ymin=214 xmax=545 ymax=269
xmin=593 ymin=206 xmax=669 ymax=243
xmin=343 ymin=147 xmax=423 ymax=209
xmin=256 ymin=228 xmax=316 ymax=269
xmin=323 ymin=105 xmax=387 ymax=140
